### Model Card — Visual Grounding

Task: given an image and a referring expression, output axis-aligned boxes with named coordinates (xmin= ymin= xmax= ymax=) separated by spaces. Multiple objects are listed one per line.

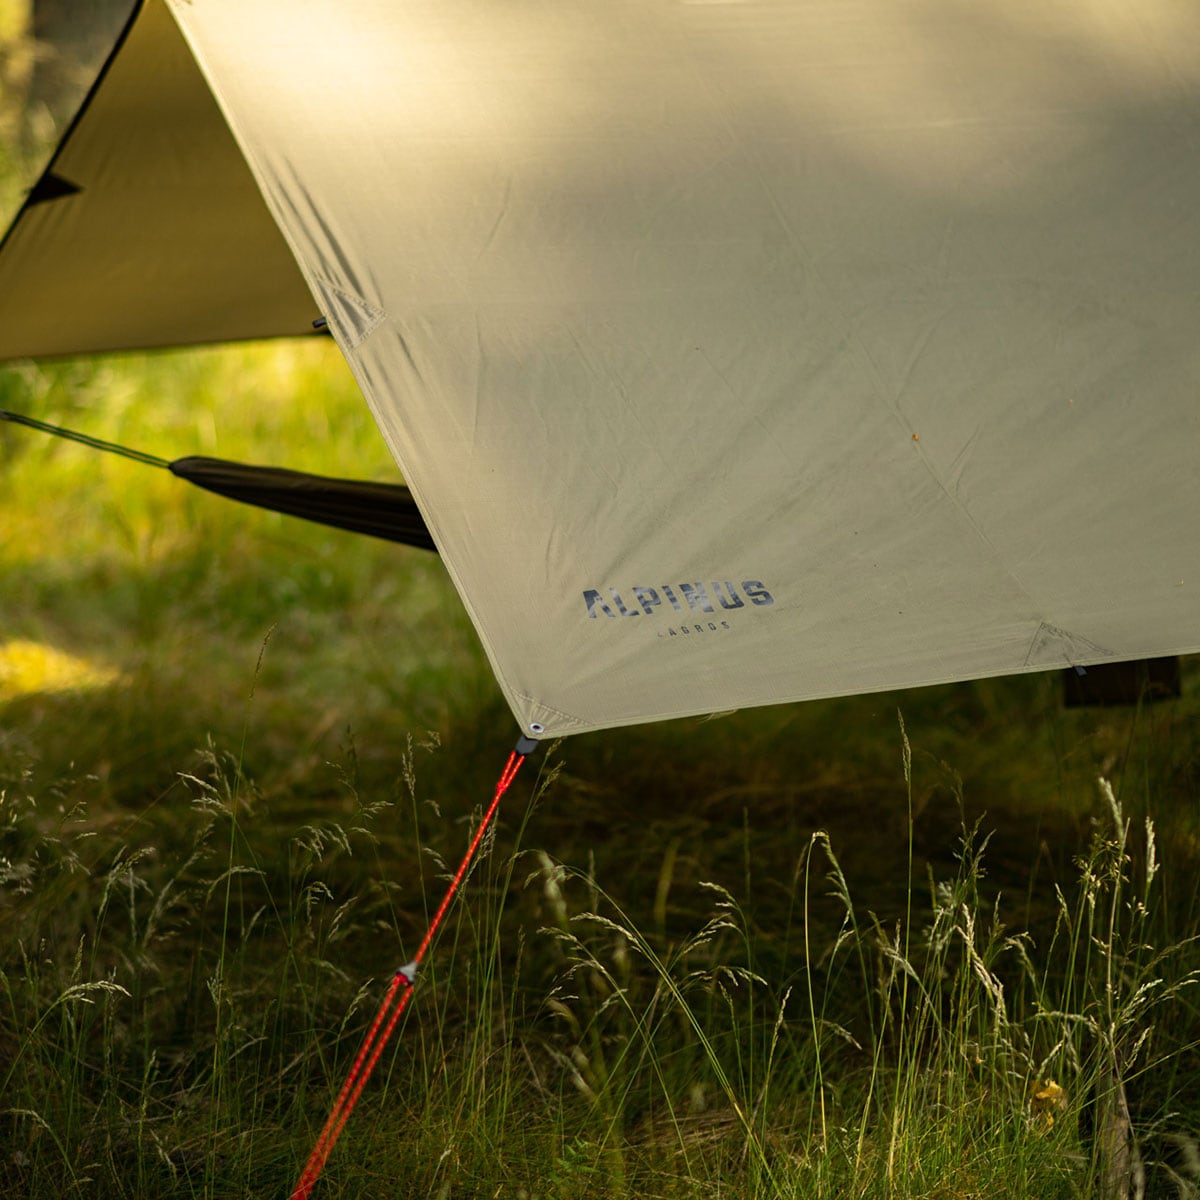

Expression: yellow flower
xmin=1029 ymin=1079 xmax=1067 ymax=1129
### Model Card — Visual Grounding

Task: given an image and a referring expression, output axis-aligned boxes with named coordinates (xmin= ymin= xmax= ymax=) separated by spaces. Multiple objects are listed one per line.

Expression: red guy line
xmin=289 ymin=748 xmax=526 ymax=1200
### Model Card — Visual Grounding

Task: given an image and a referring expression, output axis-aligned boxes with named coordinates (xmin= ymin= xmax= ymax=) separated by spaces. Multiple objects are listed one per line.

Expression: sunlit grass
xmin=0 ymin=638 xmax=122 ymax=700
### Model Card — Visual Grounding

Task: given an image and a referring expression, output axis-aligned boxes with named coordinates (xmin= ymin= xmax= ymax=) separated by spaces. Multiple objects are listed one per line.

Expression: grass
xmin=5 ymin=12 xmax=1200 ymax=1197
xmin=4 ymin=668 xmax=1200 ymax=1199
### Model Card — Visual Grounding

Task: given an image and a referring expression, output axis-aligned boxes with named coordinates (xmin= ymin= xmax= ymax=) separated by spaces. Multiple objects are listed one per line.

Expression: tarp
xmin=2 ymin=0 xmax=1199 ymax=738
xmin=0 ymin=0 xmax=315 ymax=354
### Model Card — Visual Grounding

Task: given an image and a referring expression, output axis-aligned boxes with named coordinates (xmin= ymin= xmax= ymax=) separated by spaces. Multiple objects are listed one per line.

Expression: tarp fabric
xmin=0 ymin=0 xmax=316 ymax=354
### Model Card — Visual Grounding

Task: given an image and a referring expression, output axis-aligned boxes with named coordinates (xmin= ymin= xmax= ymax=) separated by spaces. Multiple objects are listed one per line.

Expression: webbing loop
xmin=288 ymin=741 xmax=532 ymax=1200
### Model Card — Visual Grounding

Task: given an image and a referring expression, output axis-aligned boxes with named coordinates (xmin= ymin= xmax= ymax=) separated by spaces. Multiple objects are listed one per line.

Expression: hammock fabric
xmin=168 ymin=456 xmax=436 ymax=551
xmin=1 ymin=408 xmax=436 ymax=552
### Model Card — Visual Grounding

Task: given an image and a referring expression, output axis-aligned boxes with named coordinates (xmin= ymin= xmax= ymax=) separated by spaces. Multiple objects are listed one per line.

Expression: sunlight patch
xmin=0 ymin=640 xmax=122 ymax=699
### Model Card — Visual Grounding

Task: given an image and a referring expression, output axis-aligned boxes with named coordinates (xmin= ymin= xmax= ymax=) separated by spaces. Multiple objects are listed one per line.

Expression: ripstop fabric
xmin=2 ymin=0 xmax=1199 ymax=738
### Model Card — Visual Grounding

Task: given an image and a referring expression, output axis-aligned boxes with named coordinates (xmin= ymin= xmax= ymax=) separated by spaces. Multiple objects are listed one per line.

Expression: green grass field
xmin=4 ymin=11 xmax=1200 ymax=1198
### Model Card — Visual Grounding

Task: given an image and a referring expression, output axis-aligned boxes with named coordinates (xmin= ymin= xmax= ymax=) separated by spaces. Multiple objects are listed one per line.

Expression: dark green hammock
xmin=0 ymin=408 xmax=436 ymax=552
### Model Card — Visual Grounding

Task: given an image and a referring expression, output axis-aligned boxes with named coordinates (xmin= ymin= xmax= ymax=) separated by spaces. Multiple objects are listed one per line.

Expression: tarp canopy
xmin=2 ymin=0 xmax=1199 ymax=739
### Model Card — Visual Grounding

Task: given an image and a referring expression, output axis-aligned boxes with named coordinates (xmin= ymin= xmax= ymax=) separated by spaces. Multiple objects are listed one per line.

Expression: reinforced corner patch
xmin=315 ymin=280 xmax=386 ymax=349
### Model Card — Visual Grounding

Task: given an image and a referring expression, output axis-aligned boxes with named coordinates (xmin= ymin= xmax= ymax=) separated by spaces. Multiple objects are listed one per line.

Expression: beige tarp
xmin=2 ymin=0 xmax=1199 ymax=738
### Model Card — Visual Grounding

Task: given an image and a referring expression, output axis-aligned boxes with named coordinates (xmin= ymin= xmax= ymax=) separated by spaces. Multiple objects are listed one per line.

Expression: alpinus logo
xmin=582 ymin=580 xmax=774 ymax=620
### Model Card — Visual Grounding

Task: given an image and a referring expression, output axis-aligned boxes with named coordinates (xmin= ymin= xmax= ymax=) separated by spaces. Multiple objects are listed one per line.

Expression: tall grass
xmin=4 ymin=685 xmax=1200 ymax=1198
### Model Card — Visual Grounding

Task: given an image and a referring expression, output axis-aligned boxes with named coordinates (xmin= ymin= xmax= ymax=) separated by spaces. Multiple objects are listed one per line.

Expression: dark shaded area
xmin=1063 ymin=657 xmax=1182 ymax=708
xmin=26 ymin=0 xmax=133 ymax=141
